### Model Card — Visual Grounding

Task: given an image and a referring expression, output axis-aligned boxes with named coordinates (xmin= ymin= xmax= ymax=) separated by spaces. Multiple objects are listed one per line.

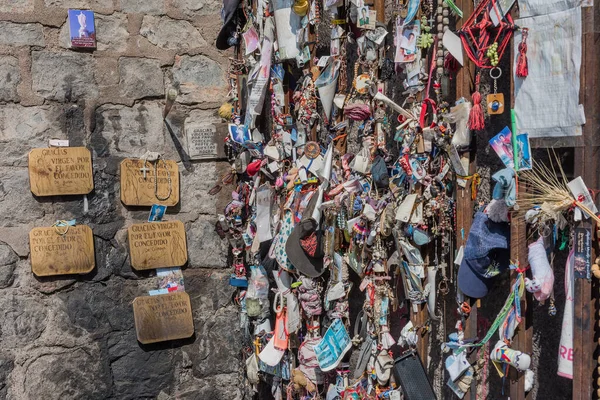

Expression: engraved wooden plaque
xmin=128 ymin=220 xmax=187 ymax=270
xmin=28 ymin=147 xmax=94 ymax=196
xmin=29 ymin=225 xmax=95 ymax=276
xmin=120 ymin=159 xmax=180 ymax=207
xmin=185 ymin=122 xmax=228 ymax=160
xmin=133 ymin=291 xmax=194 ymax=344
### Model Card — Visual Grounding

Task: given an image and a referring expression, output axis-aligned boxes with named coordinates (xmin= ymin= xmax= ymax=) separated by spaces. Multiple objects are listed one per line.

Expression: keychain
xmin=487 ymin=67 xmax=504 ymax=115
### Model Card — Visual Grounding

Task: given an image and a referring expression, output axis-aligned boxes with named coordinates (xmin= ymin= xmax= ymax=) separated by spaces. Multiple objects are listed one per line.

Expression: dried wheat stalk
xmin=517 ymin=151 xmax=600 ymax=225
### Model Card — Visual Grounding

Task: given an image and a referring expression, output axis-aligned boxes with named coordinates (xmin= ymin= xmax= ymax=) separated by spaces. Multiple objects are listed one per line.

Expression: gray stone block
xmin=96 ymin=12 xmax=129 ymax=52
xmin=186 ymin=218 xmax=228 ymax=268
xmin=171 ymin=55 xmax=226 ymax=104
xmin=120 ymin=0 xmax=166 ymax=15
xmin=170 ymin=0 xmax=223 ymax=17
xmin=119 ymin=57 xmax=164 ymax=99
xmin=91 ymin=102 xmax=172 ymax=158
xmin=31 ymin=51 xmax=97 ymax=102
xmin=0 ymin=167 xmax=46 ymax=226
xmin=0 ymin=0 xmax=34 ymax=13
xmin=140 ymin=15 xmax=207 ymax=52
xmin=0 ymin=56 xmax=20 ymax=102
xmin=0 ymin=104 xmax=64 ymax=166
xmin=0 ymin=21 xmax=44 ymax=47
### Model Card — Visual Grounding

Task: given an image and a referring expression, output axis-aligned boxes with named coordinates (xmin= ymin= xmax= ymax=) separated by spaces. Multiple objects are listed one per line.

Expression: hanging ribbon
xmin=419 ymin=37 xmax=439 ymax=129
xmin=516 ymin=28 xmax=529 ymax=78
xmin=456 ymin=173 xmax=481 ymax=201
xmin=456 ymin=263 xmax=525 ymax=354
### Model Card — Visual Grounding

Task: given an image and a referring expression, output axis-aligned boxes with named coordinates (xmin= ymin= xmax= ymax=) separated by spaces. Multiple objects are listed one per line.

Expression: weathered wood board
xmin=28 ymin=147 xmax=94 ymax=196
xmin=120 ymin=159 xmax=180 ymax=206
xmin=29 ymin=225 xmax=95 ymax=276
xmin=133 ymin=291 xmax=194 ymax=344
xmin=128 ymin=220 xmax=187 ymax=270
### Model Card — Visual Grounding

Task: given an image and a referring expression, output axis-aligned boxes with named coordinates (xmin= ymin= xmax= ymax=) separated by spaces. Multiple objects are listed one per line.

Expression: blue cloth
xmin=458 ymin=212 xmax=510 ymax=298
xmin=492 ymin=168 xmax=516 ymax=207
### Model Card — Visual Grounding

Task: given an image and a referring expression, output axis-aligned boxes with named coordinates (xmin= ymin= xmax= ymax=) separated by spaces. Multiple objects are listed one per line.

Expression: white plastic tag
xmin=395 ymin=194 xmax=417 ymax=222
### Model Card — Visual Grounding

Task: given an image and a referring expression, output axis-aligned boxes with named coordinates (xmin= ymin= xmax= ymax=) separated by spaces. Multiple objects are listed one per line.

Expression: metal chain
xmin=154 ymin=157 xmax=172 ymax=201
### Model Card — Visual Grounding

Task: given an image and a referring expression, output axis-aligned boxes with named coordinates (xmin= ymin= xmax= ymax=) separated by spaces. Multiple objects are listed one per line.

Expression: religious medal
xmin=487 ymin=67 xmax=504 ymax=115
xmin=304 ymin=141 xmax=321 ymax=159
xmin=354 ymin=74 xmax=371 ymax=94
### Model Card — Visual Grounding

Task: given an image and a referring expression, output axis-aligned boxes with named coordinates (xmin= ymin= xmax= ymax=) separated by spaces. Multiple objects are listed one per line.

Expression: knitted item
xmin=297 ymin=277 xmax=322 ymax=317
xmin=343 ymin=103 xmax=371 ymax=121
xmin=490 ymin=340 xmax=531 ymax=371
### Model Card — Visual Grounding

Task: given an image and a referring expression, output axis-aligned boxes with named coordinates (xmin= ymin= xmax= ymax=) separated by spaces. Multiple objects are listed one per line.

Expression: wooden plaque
xmin=128 ymin=220 xmax=187 ymax=270
xmin=133 ymin=291 xmax=194 ymax=344
xmin=120 ymin=159 xmax=180 ymax=206
xmin=28 ymin=147 xmax=94 ymax=196
xmin=29 ymin=225 xmax=95 ymax=276
xmin=185 ymin=122 xmax=228 ymax=160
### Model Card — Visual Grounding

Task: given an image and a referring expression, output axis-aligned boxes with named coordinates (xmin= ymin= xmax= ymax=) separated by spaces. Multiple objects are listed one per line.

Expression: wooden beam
xmin=573 ymin=2 xmax=599 ymax=400
xmin=454 ymin=1 xmax=476 ymax=398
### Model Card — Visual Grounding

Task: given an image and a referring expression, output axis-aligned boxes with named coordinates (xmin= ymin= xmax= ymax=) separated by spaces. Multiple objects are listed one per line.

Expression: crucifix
xmin=139 ymin=163 xmax=150 ymax=179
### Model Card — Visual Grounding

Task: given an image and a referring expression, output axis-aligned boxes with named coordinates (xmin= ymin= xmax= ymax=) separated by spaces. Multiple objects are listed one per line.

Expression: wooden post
xmin=373 ymin=0 xmax=384 ymax=23
xmin=573 ymin=3 xmax=599 ymax=399
xmin=454 ymin=1 xmax=476 ymax=398
xmin=508 ymin=5 xmax=533 ymax=398
xmin=508 ymin=189 xmax=533 ymax=399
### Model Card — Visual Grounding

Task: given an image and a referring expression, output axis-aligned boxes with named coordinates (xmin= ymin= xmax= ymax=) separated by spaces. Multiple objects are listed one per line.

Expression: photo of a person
xmin=359 ymin=7 xmax=369 ymax=26
xmin=516 ymin=133 xmax=532 ymax=170
xmin=489 ymin=127 xmax=515 ymax=168
xmin=229 ymin=123 xmax=251 ymax=144
xmin=148 ymin=204 xmax=167 ymax=222
xmin=410 ymin=158 xmax=425 ymax=180
xmin=156 ymin=268 xmax=185 ymax=292
xmin=395 ymin=18 xmax=420 ymax=63
xmin=401 ymin=32 xmax=416 ymax=54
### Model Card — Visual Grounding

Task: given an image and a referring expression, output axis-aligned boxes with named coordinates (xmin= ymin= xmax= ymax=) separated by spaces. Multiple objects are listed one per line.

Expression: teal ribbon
xmin=457 ymin=264 xmax=523 ymax=354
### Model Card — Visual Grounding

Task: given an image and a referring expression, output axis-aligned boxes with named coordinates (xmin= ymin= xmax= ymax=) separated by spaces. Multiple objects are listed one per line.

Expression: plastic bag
xmin=448 ymin=101 xmax=472 ymax=147
xmin=350 ymin=146 xmax=371 ymax=174
xmin=247 ymin=265 xmax=270 ymax=299
xmin=527 ymin=237 xmax=555 ymax=302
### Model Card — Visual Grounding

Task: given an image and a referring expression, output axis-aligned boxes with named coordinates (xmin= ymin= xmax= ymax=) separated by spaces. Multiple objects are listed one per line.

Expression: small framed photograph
xmin=410 ymin=157 xmax=425 ymax=180
xmin=149 ymin=267 xmax=185 ymax=295
xmin=68 ymin=9 xmax=96 ymax=48
xmin=228 ymin=123 xmax=251 ymax=144
xmin=515 ymin=133 xmax=532 ymax=170
xmin=243 ymin=27 xmax=260 ymax=54
xmin=489 ymin=126 xmax=514 ymax=168
xmin=148 ymin=204 xmax=167 ymax=222
xmin=395 ymin=18 xmax=420 ymax=63
xmin=357 ymin=7 xmax=376 ymax=30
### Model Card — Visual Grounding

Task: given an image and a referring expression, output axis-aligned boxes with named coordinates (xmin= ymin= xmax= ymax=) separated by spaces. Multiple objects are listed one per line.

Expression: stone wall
xmin=0 ymin=1 xmax=242 ymax=399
